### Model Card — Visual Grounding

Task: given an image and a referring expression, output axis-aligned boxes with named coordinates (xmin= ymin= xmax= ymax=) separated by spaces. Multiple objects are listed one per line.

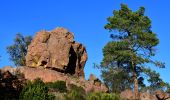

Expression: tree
xmin=7 ymin=33 xmax=32 ymax=66
xmin=101 ymin=4 xmax=164 ymax=99
xmin=101 ymin=66 xmax=132 ymax=93
xmin=143 ymin=67 xmax=170 ymax=93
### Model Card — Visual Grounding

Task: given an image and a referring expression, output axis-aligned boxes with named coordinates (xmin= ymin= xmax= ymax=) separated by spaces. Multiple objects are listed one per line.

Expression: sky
xmin=0 ymin=0 xmax=169 ymax=82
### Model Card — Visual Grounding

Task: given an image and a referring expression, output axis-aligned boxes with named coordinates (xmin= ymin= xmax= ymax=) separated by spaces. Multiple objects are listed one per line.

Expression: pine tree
xmin=101 ymin=4 xmax=164 ymax=99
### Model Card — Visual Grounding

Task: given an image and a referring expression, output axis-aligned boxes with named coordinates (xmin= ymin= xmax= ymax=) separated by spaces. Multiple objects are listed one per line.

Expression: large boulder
xmin=26 ymin=28 xmax=87 ymax=77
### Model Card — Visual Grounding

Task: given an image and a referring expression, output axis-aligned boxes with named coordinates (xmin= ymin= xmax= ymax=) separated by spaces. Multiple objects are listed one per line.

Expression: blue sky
xmin=0 ymin=0 xmax=169 ymax=82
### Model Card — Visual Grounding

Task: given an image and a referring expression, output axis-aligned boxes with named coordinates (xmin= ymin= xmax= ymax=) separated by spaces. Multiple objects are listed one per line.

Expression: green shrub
xmin=64 ymin=84 xmax=86 ymax=100
xmin=102 ymin=93 xmax=120 ymax=100
xmin=19 ymin=78 xmax=55 ymax=100
xmin=87 ymin=92 xmax=101 ymax=100
xmin=46 ymin=81 xmax=67 ymax=93
xmin=87 ymin=92 xmax=121 ymax=100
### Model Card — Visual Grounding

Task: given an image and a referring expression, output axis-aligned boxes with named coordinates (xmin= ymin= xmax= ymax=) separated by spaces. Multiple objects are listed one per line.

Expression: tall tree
xmin=7 ymin=33 xmax=32 ymax=66
xmin=101 ymin=67 xmax=132 ymax=93
xmin=101 ymin=4 xmax=164 ymax=99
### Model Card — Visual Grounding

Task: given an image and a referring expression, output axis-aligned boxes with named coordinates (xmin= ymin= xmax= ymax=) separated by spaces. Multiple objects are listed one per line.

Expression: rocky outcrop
xmin=17 ymin=67 xmax=108 ymax=93
xmin=1 ymin=66 xmax=16 ymax=74
xmin=155 ymin=90 xmax=170 ymax=100
xmin=140 ymin=92 xmax=157 ymax=100
xmin=120 ymin=89 xmax=170 ymax=100
xmin=1 ymin=27 xmax=108 ymax=94
xmin=26 ymin=28 xmax=87 ymax=77
xmin=0 ymin=70 xmax=25 ymax=99
xmin=120 ymin=89 xmax=135 ymax=100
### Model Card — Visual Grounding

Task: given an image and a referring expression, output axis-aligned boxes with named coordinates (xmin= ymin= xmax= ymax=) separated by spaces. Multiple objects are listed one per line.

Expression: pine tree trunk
xmin=133 ymin=66 xmax=139 ymax=99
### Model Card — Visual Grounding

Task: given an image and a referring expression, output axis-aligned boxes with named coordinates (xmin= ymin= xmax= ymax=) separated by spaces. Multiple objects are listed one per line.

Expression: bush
xmin=46 ymin=81 xmax=67 ymax=93
xmin=87 ymin=92 xmax=121 ymax=100
xmin=87 ymin=92 xmax=101 ymax=100
xmin=19 ymin=78 xmax=55 ymax=100
xmin=64 ymin=84 xmax=86 ymax=100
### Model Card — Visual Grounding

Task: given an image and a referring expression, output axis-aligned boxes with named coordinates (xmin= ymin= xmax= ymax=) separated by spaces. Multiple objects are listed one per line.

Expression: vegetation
xmin=101 ymin=66 xmax=132 ymax=93
xmin=100 ymin=4 xmax=165 ymax=99
xmin=64 ymin=84 xmax=86 ymax=100
xmin=20 ymin=79 xmax=121 ymax=100
xmin=87 ymin=92 xmax=121 ymax=100
xmin=46 ymin=81 xmax=67 ymax=93
xmin=20 ymin=78 xmax=55 ymax=100
xmin=1 ymin=3 xmax=169 ymax=100
xmin=7 ymin=33 xmax=32 ymax=66
xmin=142 ymin=67 xmax=169 ymax=92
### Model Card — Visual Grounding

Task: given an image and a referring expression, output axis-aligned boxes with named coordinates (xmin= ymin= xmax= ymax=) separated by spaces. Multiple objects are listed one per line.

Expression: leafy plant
xmin=46 ymin=81 xmax=67 ymax=93
xmin=87 ymin=92 xmax=121 ymax=100
xmin=20 ymin=78 xmax=55 ymax=100
xmin=64 ymin=84 xmax=86 ymax=100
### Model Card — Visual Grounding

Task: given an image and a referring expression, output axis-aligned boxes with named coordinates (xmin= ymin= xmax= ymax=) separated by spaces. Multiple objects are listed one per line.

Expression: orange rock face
xmin=18 ymin=67 xmax=108 ymax=93
xmin=26 ymin=28 xmax=87 ymax=77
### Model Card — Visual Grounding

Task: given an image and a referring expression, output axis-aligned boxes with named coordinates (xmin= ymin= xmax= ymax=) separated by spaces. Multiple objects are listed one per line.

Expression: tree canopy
xmin=7 ymin=33 xmax=32 ymax=66
xmin=101 ymin=4 xmax=165 ymax=98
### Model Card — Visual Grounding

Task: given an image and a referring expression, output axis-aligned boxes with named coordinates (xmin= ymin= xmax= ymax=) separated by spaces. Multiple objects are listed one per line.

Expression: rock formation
xmin=120 ymin=89 xmax=170 ymax=100
xmin=0 ymin=70 xmax=25 ymax=99
xmin=26 ymin=28 xmax=87 ymax=77
xmin=155 ymin=90 xmax=170 ymax=100
xmin=1 ymin=66 xmax=16 ymax=74
xmin=0 ymin=27 xmax=108 ymax=94
xmin=17 ymin=67 xmax=108 ymax=93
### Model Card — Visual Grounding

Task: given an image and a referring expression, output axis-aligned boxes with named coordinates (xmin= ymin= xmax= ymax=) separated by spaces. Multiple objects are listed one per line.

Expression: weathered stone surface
xmin=1 ymin=66 xmax=16 ymax=74
xmin=89 ymin=74 xmax=97 ymax=81
xmin=0 ymin=70 xmax=25 ymax=99
xmin=155 ymin=90 xmax=170 ymax=100
xmin=26 ymin=27 xmax=87 ymax=76
xmin=140 ymin=92 xmax=157 ymax=100
xmin=120 ymin=89 xmax=134 ymax=100
xmin=17 ymin=67 xmax=108 ymax=93
xmin=120 ymin=89 xmax=158 ymax=100
xmin=120 ymin=89 xmax=170 ymax=100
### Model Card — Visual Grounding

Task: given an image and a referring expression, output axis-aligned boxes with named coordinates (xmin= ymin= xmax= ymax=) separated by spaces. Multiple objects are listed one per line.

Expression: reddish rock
xmin=2 ymin=71 xmax=13 ymax=79
xmin=17 ymin=67 xmax=108 ymax=93
xmin=18 ymin=66 xmax=67 ymax=82
xmin=89 ymin=74 xmax=97 ymax=81
xmin=140 ymin=92 xmax=157 ymax=100
xmin=120 ymin=89 xmax=170 ymax=100
xmin=26 ymin=28 xmax=87 ymax=77
xmin=155 ymin=90 xmax=170 ymax=100
xmin=1 ymin=66 xmax=16 ymax=74
xmin=0 ymin=70 xmax=25 ymax=99
xmin=120 ymin=89 xmax=134 ymax=100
